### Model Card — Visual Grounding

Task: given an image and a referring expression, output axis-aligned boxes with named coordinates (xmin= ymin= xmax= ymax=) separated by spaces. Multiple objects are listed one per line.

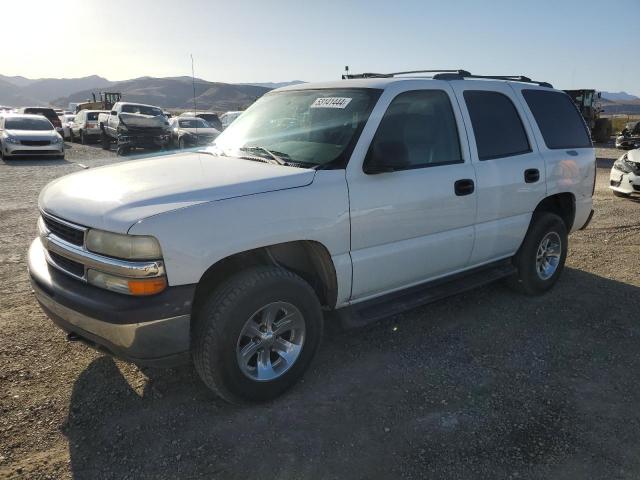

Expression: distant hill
xmin=601 ymin=91 xmax=640 ymax=102
xmin=0 ymin=74 xmax=113 ymax=106
xmin=241 ymin=81 xmax=305 ymax=89
xmin=54 ymin=76 xmax=271 ymax=111
xmin=0 ymin=74 xmax=302 ymax=110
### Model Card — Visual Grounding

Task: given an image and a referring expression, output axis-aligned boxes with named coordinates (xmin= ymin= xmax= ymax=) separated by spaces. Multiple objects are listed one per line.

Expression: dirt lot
xmin=0 ymin=143 xmax=638 ymax=479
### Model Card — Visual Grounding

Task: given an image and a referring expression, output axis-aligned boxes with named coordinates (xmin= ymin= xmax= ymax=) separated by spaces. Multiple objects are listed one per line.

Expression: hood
xmin=39 ymin=152 xmax=316 ymax=233
xmin=5 ymin=129 xmax=58 ymax=140
xmin=180 ymin=127 xmax=219 ymax=135
xmin=628 ymin=149 xmax=640 ymax=163
xmin=119 ymin=113 xmax=169 ymax=130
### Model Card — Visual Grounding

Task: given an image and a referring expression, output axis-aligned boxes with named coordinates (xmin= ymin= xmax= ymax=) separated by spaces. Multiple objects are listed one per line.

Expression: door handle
xmin=524 ymin=168 xmax=540 ymax=183
xmin=454 ymin=179 xmax=475 ymax=196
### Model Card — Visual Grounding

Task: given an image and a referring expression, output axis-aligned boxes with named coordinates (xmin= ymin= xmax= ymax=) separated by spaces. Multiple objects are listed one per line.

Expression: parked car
xmin=99 ymin=102 xmax=171 ymax=155
xmin=16 ymin=107 xmax=63 ymax=136
xmin=615 ymin=121 xmax=640 ymax=149
xmin=169 ymin=116 xmax=220 ymax=149
xmin=0 ymin=114 xmax=64 ymax=159
xmin=179 ymin=111 xmax=222 ymax=131
xmin=59 ymin=114 xmax=75 ymax=140
xmin=610 ymin=148 xmax=640 ymax=197
xmin=220 ymin=110 xmax=243 ymax=130
xmin=70 ymin=110 xmax=107 ymax=144
xmin=29 ymin=72 xmax=595 ymax=403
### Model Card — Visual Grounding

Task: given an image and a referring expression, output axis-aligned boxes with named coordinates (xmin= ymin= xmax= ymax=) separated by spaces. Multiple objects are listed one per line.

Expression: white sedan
xmin=0 ymin=114 xmax=64 ymax=159
xmin=610 ymin=148 xmax=640 ymax=197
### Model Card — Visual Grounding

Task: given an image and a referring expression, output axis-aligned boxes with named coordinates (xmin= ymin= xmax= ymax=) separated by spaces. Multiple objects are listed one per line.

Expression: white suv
xmin=28 ymin=70 xmax=595 ymax=403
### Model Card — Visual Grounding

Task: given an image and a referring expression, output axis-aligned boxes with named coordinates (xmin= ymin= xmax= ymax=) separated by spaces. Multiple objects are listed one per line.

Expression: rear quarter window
xmin=521 ymin=90 xmax=592 ymax=149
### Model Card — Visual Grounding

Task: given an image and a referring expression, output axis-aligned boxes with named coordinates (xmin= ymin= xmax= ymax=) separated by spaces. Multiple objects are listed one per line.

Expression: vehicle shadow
xmin=62 ymin=267 xmax=640 ymax=479
xmin=1 ymin=157 xmax=71 ymax=167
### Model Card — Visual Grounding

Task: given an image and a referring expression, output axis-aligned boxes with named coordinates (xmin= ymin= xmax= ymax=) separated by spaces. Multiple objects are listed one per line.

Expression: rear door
xmin=450 ymin=81 xmax=546 ymax=264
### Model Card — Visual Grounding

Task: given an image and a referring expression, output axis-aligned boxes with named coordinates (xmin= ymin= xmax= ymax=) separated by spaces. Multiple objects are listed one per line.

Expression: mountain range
xmin=0 ymin=75 xmax=304 ymax=111
xmin=1 ymin=74 xmax=639 ymax=114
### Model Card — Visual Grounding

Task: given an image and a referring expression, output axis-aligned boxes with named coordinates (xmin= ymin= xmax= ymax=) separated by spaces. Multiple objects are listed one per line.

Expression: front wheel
xmin=192 ymin=266 xmax=323 ymax=404
xmin=507 ymin=212 xmax=568 ymax=295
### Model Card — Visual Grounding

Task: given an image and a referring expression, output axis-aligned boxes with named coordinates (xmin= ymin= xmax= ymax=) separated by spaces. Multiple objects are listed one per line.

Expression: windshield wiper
xmin=239 ymin=146 xmax=288 ymax=166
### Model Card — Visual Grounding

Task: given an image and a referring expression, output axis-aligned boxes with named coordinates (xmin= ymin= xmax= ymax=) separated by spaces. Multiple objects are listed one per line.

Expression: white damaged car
xmin=610 ymin=148 xmax=640 ymax=197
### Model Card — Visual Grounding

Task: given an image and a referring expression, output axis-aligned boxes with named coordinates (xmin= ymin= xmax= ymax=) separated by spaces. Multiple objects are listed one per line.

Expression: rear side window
xmin=463 ymin=91 xmax=531 ymax=161
xmin=522 ymin=90 xmax=592 ymax=149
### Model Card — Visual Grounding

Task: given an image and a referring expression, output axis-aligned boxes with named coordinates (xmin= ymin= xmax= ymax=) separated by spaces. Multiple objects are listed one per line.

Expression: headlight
xmin=4 ymin=135 xmax=20 ymax=144
xmin=85 ymin=229 xmax=162 ymax=260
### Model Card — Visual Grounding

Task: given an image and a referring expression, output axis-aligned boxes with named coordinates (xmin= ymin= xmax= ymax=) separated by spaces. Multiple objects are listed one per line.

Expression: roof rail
xmin=342 ymin=69 xmax=552 ymax=88
xmin=342 ymin=69 xmax=471 ymax=79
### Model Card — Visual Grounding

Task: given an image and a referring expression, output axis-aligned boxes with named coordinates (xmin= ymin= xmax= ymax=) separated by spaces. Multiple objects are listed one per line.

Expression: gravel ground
xmin=0 ymin=142 xmax=638 ymax=479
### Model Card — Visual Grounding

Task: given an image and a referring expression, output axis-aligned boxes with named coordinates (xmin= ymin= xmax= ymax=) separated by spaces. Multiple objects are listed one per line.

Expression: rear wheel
xmin=193 ymin=266 xmax=323 ymax=404
xmin=507 ymin=212 xmax=568 ymax=295
xmin=101 ymin=132 xmax=110 ymax=150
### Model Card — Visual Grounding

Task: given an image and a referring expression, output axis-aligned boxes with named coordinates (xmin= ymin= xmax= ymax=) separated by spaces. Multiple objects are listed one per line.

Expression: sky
xmin=3 ymin=0 xmax=639 ymax=95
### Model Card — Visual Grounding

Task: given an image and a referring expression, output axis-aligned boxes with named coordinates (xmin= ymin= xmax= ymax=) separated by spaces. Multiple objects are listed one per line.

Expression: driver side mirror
xmin=363 ymin=140 xmax=409 ymax=174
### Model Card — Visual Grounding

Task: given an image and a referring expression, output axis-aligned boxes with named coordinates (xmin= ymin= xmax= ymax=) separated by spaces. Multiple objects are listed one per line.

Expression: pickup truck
xmin=29 ymin=71 xmax=595 ymax=403
xmin=98 ymin=101 xmax=171 ymax=155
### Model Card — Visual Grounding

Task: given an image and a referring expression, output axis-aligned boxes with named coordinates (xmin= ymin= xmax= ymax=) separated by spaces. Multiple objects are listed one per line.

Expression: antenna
xmin=191 ymin=54 xmax=198 ymax=138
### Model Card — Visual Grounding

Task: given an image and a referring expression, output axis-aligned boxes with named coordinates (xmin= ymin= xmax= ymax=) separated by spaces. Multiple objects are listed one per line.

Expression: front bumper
xmin=616 ymin=137 xmax=640 ymax=149
xmin=118 ymin=132 xmax=170 ymax=149
xmin=4 ymin=142 xmax=63 ymax=157
xmin=610 ymin=167 xmax=640 ymax=195
xmin=28 ymin=237 xmax=195 ymax=366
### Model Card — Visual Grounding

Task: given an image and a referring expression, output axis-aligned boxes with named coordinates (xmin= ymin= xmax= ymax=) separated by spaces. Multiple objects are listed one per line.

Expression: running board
xmin=336 ymin=259 xmax=516 ymax=329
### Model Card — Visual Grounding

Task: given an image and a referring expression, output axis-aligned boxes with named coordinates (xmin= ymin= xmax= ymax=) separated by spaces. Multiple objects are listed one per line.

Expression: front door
xmin=347 ymin=84 xmax=477 ymax=301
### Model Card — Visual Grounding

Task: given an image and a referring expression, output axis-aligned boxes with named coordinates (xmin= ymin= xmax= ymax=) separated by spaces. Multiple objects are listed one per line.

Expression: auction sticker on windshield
xmin=311 ymin=97 xmax=352 ymax=109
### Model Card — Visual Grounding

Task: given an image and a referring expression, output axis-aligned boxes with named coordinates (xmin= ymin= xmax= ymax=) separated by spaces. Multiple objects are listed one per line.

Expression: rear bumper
xmin=28 ymin=237 xmax=194 ymax=367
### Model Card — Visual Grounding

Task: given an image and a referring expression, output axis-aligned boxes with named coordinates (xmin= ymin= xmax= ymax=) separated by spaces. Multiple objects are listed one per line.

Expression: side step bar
xmin=336 ymin=259 xmax=516 ymax=329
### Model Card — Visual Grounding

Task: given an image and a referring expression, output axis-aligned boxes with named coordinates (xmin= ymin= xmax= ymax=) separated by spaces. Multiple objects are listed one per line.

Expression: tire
xmin=69 ymin=130 xmax=75 ymax=142
xmin=613 ymin=190 xmax=630 ymax=198
xmin=101 ymin=133 xmax=110 ymax=150
xmin=117 ymin=146 xmax=130 ymax=156
xmin=507 ymin=212 xmax=568 ymax=295
xmin=193 ymin=266 xmax=323 ymax=404
xmin=80 ymin=130 xmax=85 ymax=145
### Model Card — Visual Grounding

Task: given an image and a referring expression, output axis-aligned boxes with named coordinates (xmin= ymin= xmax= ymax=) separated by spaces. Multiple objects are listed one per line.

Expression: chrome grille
xmin=48 ymin=251 xmax=85 ymax=278
xmin=42 ymin=215 xmax=85 ymax=246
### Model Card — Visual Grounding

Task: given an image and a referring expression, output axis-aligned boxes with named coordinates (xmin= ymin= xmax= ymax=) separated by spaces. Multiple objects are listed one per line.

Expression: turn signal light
xmin=127 ymin=277 xmax=167 ymax=296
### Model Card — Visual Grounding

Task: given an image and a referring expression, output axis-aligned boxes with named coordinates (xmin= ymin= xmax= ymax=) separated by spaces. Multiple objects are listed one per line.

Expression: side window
xmin=365 ymin=90 xmax=462 ymax=172
xmin=521 ymin=89 xmax=591 ymax=149
xmin=463 ymin=90 xmax=531 ymax=161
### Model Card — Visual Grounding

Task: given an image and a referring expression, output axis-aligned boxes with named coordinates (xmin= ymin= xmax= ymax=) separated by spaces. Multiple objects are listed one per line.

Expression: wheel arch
xmin=533 ymin=192 xmax=576 ymax=231
xmin=192 ymin=240 xmax=338 ymax=315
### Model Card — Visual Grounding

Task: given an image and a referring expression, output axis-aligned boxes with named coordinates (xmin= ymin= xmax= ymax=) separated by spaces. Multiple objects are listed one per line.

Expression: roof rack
xmin=342 ymin=69 xmax=552 ymax=88
xmin=342 ymin=69 xmax=470 ymax=79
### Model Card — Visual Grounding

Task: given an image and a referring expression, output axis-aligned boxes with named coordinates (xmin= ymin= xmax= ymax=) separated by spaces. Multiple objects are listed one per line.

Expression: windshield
xmin=179 ymin=118 xmax=209 ymax=128
xmin=211 ymin=88 xmax=380 ymax=167
xmin=5 ymin=117 xmax=53 ymax=131
xmin=121 ymin=104 xmax=163 ymax=116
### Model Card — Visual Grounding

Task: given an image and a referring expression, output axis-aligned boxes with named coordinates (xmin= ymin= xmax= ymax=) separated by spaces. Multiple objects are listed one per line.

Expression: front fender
xmin=128 ymin=170 xmax=352 ymax=304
